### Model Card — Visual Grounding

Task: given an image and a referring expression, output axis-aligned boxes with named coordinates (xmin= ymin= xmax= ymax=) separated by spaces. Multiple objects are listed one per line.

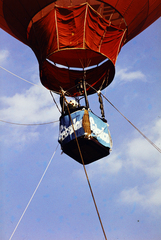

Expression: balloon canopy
xmin=0 ymin=0 xmax=160 ymax=96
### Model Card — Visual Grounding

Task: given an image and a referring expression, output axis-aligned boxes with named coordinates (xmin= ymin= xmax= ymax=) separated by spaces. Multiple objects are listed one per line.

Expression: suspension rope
xmin=0 ymin=119 xmax=59 ymax=126
xmin=0 ymin=65 xmax=42 ymax=88
xmin=63 ymin=82 xmax=80 ymax=96
xmin=102 ymin=93 xmax=161 ymax=153
xmin=86 ymin=82 xmax=161 ymax=154
xmin=50 ymin=90 xmax=61 ymax=113
xmin=0 ymin=65 xmax=81 ymax=112
xmin=9 ymin=144 xmax=59 ymax=240
xmin=61 ymin=90 xmax=108 ymax=240
xmin=0 ymin=66 xmax=61 ymax=124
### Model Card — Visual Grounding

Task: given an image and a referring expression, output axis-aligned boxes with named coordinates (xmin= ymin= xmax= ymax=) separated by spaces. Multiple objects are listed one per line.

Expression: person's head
xmin=69 ymin=100 xmax=78 ymax=108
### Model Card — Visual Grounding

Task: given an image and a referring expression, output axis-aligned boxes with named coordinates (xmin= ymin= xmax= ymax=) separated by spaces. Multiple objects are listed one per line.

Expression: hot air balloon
xmin=0 ymin=0 xmax=160 ymax=164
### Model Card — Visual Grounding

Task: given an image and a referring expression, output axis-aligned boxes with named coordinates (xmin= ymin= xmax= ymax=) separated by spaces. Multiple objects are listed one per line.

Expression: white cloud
xmin=120 ymin=186 xmax=144 ymax=203
xmin=0 ymin=49 xmax=9 ymax=64
xmin=117 ymin=68 xmax=145 ymax=81
xmin=118 ymin=117 xmax=161 ymax=214
xmin=0 ymin=84 xmax=60 ymax=147
xmin=112 ymin=67 xmax=146 ymax=86
xmin=1 ymin=125 xmax=40 ymax=150
xmin=125 ymin=117 xmax=161 ymax=176
xmin=88 ymin=152 xmax=123 ymax=177
xmin=73 ymin=152 xmax=123 ymax=183
xmin=0 ymin=84 xmax=60 ymax=123
xmin=120 ymin=178 xmax=161 ymax=215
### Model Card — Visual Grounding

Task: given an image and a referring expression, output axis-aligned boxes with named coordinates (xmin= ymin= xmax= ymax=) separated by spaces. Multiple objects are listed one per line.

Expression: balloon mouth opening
xmin=45 ymin=48 xmax=113 ymax=69
xmin=40 ymin=54 xmax=115 ymax=97
xmin=46 ymin=58 xmax=110 ymax=72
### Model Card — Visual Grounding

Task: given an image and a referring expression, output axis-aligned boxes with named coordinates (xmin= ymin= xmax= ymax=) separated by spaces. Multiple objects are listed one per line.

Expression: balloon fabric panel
xmin=0 ymin=0 xmax=160 ymax=95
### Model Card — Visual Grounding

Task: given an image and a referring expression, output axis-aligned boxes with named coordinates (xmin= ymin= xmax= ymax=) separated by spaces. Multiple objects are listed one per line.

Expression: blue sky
xmin=0 ymin=18 xmax=161 ymax=240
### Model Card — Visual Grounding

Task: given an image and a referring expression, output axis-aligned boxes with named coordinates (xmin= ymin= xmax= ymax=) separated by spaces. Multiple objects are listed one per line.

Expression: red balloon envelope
xmin=0 ymin=0 xmax=160 ymax=96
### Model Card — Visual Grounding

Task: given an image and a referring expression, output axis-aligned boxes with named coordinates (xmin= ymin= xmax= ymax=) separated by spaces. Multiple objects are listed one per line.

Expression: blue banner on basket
xmin=89 ymin=112 xmax=110 ymax=148
xmin=58 ymin=110 xmax=110 ymax=148
xmin=59 ymin=110 xmax=84 ymax=146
